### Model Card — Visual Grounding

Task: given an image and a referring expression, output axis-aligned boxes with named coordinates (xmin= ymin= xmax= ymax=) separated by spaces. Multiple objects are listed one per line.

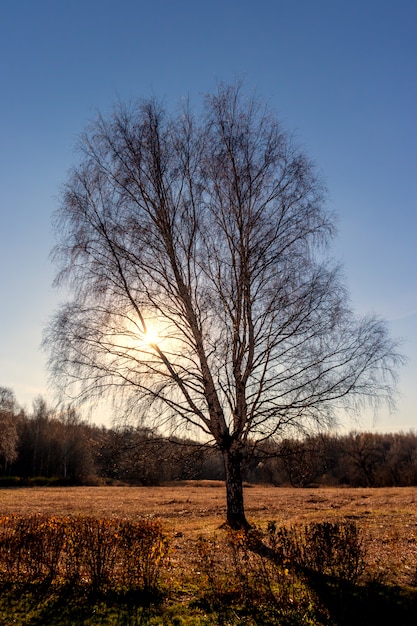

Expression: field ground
xmin=1 ymin=482 xmax=416 ymax=587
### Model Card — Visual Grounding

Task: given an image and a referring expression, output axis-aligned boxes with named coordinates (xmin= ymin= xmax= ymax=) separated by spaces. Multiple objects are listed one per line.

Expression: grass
xmin=0 ymin=483 xmax=416 ymax=624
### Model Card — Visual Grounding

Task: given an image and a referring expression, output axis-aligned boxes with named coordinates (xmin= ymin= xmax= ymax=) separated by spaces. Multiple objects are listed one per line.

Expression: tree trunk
xmin=222 ymin=447 xmax=249 ymax=530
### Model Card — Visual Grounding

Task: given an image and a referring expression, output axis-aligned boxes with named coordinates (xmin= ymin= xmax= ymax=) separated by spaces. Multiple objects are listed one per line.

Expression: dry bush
xmin=0 ymin=514 xmax=168 ymax=593
xmin=0 ymin=515 xmax=66 ymax=583
xmin=194 ymin=519 xmax=365 ymax=623
xmin=117 ymin=519 xmax=168 ymax=591
xmin=267 ymin=519 xmax=366 ymax=582
xmin=197 ymin=529 xmax=330 ymax=625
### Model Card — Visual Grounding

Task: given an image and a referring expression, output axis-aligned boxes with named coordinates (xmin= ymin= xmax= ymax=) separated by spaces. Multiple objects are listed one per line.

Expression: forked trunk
xmin=222 ymin=447 xmax=249 ymax=530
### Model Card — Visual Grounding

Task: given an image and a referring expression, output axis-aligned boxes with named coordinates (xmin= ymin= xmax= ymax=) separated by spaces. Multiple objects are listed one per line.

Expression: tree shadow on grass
xmin=247 ymin=530 xmax=417 ymax=626
xmin=304 ymin=572 xmax=417 ymax=626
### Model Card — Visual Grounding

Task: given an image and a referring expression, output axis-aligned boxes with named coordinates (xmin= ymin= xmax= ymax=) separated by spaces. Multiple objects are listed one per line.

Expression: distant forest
xmin=1 ymin=386 xmax=416 ymax=488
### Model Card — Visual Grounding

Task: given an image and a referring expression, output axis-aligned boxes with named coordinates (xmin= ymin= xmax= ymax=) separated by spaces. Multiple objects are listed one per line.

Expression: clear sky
xmin=1 ymin=0 xmax=416 ymax=431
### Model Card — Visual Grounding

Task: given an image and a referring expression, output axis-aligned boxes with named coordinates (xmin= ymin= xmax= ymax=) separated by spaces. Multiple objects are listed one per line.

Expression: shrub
xmin=117 ymin=519 xmax=168 ymax=591
xmin=267 ymin=519 xmax=366 ymax=582
xmin=196 ymin=520 xmax=365 ymax=623
xmin=0 ymin=514 xmax=168 ymax=594
xmin=74 ymin=517 xmax=119 ymax=592
xmin=197 ymin=530 xmax=329 ymax=625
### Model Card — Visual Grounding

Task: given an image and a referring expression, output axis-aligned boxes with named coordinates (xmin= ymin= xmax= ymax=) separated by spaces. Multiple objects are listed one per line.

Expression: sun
xmin=142 ymin=325 xmax=161 ymax=346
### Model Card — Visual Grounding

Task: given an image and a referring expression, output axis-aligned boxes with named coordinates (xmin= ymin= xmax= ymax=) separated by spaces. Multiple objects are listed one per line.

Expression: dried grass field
xmin=0 ymin=483 xmax=416 ymax=587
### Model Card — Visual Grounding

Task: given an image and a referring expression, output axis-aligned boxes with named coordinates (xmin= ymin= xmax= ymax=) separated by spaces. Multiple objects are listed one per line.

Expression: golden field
xmin=0 ymin=483 xmax=416 ymax=587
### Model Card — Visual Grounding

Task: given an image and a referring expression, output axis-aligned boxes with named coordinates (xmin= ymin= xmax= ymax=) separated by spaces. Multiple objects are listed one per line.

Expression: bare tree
xmin=0 ymin=387 xmax=20 ymax=471
xmin=45 ymin=84 xmax=402 ymax=528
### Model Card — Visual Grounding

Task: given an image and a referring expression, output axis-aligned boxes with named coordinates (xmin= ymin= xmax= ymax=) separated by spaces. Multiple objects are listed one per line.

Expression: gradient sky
xmin=1 ymin=0 xmax=416 ymax=431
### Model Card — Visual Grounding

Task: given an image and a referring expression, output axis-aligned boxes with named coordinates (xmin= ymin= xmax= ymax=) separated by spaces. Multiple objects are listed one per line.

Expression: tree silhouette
xmin=46 ymin=84 xmax=402 ymax=528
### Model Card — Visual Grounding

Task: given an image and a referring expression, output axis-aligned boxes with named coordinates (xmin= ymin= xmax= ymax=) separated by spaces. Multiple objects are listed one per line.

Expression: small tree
xmin=0 ymin=387 xmax=20 ymax=472
xmin=46 ymin=84 xmax=402 ymax=528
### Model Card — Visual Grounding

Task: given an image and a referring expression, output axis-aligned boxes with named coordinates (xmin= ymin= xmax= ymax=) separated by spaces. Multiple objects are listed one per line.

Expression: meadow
xmin=0 ymin=483 xmax=416 ymax=624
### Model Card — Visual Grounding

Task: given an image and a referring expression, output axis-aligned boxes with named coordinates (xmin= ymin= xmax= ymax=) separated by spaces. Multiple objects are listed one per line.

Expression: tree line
xmin=1 ymin=387 xmax=416 ymax=488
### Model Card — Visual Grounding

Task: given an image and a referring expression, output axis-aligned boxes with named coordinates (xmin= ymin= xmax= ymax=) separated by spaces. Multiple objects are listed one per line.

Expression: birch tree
xmin=46 ymin=84 xmax=402 ymax=528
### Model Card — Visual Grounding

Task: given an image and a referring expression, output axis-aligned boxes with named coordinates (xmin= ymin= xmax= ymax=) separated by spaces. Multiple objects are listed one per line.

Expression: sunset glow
xmin=142 ymin=326 xmax=161 ymax=347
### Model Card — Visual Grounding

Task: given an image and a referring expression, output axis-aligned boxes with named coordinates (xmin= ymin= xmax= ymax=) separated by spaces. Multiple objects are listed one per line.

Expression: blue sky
xmin=1 ymin=0 xmax=416 ymax=431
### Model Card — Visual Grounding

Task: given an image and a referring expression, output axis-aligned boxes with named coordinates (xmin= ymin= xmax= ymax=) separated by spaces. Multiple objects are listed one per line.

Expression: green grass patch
xmin=0 ymin=581 xmax=415 ymax=625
